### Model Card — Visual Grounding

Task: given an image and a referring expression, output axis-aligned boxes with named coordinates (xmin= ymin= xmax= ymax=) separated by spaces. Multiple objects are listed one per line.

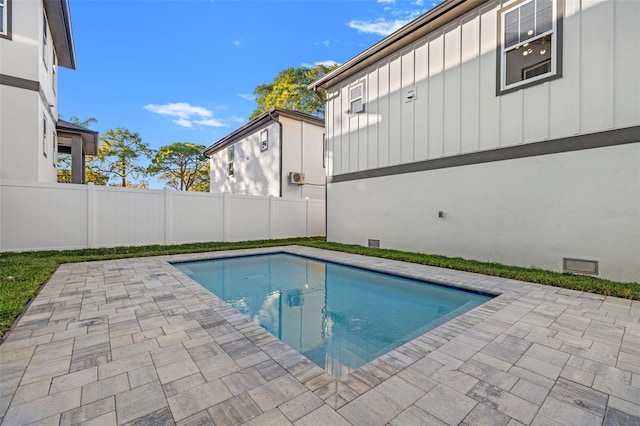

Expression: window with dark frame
xmin=0 ymin=0 xmax=8 ymax=37
xmin=227 ymin=146 xmax=234 ymax=176
xmin=498 ymin=0 xmax=562 ymax=95
xmin=43 ymin=115 xmax=48 ymax=157
xmin=349 ymin=83 xmax=364 ymax=113
xmin=260 ymin=129 xmax=268 ymax=152
xmin=42 ymin=12 xmax=48 ymax=68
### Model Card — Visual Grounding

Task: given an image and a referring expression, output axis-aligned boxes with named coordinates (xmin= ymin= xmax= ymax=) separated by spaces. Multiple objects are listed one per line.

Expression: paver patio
xmin=1 ymin=246 xmax=638 ymax=425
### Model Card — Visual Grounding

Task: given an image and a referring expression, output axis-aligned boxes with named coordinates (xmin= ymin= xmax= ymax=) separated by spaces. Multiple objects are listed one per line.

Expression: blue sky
xmin=59 ymin=0 xmax=437 ymax=188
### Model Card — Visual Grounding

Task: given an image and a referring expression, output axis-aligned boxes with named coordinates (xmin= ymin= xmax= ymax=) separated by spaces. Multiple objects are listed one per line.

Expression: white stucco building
xmin=0 ymin=0 xmax=97 ymax=184
xmin=311 ymin=0 xmax=640 ymax=282
xmin=204 ymin=108 xmax=326 ymax=200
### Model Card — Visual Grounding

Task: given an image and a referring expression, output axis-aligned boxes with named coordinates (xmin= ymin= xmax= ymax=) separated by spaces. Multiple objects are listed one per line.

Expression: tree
xmin=96 ymin=128 xmax=153 ymax=187
xmin=147 ymin=142 xmax=209 ymax=191
xmin=57 ymin=116 xmax=109 ymax=185
xmin=250 ymin=63 xmax=338 ymax=119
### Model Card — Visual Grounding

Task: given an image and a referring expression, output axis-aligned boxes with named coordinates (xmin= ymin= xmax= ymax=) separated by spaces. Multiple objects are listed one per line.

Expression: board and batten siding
xmin=325 ymin=0 xmax=640 ymax=177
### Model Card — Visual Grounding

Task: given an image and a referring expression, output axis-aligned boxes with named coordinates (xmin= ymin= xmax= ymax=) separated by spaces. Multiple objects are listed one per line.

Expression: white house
xmin=0 ymin=0 xmax=96 ymax=184
xmin=311 ymin=0 xmax=640 ymax=282
xmin=204 ymin=107 xmax=326 ymax=200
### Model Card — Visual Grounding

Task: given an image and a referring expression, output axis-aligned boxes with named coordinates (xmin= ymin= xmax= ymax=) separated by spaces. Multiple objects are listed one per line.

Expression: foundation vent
xmin=563 ymin=258 xmax=598 ymax=275
xmin=368 ymin=239 xmax=380 ymax=248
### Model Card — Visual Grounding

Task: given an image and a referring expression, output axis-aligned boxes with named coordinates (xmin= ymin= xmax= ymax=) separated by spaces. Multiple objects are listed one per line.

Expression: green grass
xmin=2 ymin=238 xmax=638 ymax=340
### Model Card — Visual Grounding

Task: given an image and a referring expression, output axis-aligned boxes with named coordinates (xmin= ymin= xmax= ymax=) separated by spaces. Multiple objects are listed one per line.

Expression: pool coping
xmin=1 ymin=245 xmax=639 ymax=425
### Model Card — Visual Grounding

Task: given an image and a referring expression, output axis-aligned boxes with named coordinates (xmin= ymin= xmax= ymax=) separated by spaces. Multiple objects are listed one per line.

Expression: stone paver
xmin=1 ymin=246 xmax=639 ymax=425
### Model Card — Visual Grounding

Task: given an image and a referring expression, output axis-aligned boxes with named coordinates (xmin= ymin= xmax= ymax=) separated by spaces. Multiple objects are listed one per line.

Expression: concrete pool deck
xmin=0 ymin=246 xmax=638 ymax=425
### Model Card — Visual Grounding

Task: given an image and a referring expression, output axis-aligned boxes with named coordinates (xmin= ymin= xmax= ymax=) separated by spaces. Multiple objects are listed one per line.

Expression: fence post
xmin=87 ymin=183 xmax=96 ymax=248
xmin=164 ymin=188 xmax=172 ymax=245
xmin=305 ymin=197 xmax=310 ymax=237
xmin=222 ymin=192 xmax=227 ymax=242
xmin=268 ymin=195 xmax=274 ymax=240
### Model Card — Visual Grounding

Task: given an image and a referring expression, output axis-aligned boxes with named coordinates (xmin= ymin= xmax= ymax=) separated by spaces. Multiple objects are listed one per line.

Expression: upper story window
xmin=0 ymin=0 xmax=10 ymax=38
xmin=43 ymin=115 xmax=48 ymax=157
xmin=349 ymin=83 xmax=365 ymax=114
xmin=43 ymin=13 xmax=48 ymax=68
xmin=497 ymin=0 xmax=563 ymax=95
xmin=227 ymin=146 xmax=234 ymax=176
xmin=260 ymin=129 xmax=268 ymax=152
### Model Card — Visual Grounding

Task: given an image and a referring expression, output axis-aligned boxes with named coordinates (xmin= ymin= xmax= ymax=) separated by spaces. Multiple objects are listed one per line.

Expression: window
xmin=42 ymin=13 xmax=48 ymax=68
xmin=497 ymin=0 xmax=562 ymax=94
xmin=0 ymin=0 xmax=9 ymax=37
xmin=349 ymin=83 xmax=364 ymax=113
xmin=53 ymin=55 xmax=57 ymax=93
xmin=53 ymin=133 xmax=57 ymax=166
xmin=260 ymin=129 xmax=268 ymax=152
xmin=227 ymin=146 xmax=234 ymax=176
xmin=43 ymin=115 xmax=48 ymax=157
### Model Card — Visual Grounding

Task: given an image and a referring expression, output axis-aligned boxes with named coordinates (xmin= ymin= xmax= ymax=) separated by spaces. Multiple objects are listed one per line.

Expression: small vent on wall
xmin=368 ymin=239 xmax=380 ymax=248
xmin=563 ymin=258 xmax=598 ymax=275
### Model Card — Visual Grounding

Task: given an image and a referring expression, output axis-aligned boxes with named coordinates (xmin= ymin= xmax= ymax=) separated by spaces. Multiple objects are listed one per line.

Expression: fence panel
xmin=169 ymin=191 xmax=224 ymax=244
xmin=0 ymin=181 xmax=88 ymax=250
xmin=94 ymin=186 xmax=165 ymax=247
xmin=0 ymin=180 xmax=325 ymax=252
xmin=224 ymin=194 xmax=270 ymax=242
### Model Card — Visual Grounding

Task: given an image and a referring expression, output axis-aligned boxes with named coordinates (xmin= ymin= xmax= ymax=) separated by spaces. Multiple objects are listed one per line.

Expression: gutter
xmin=309 ymin=0 xmax=487 ymax=91
xmin=268 ymin=110 xmax=284 ymax=197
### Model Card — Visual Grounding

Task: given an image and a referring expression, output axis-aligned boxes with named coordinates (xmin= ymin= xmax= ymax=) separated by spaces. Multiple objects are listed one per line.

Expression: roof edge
xmin=310 ymin=0 xmax=488 ymax=90
xmin=44 ymin=0 xmax=76 ymax=69
xmin=203 ymin=108 xmax=324 ymax=156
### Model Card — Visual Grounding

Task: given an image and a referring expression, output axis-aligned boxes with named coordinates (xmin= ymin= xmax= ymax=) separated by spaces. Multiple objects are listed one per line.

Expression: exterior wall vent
xmin=368 ymin=239 xmax=380 ymax=248
xmin=563 ymin=258 xmax=598 ymax=275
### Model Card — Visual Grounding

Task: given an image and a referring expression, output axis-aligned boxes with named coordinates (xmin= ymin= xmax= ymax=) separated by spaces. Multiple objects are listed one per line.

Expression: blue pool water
xmin=174 ymin=253 xmax=492 ymax=377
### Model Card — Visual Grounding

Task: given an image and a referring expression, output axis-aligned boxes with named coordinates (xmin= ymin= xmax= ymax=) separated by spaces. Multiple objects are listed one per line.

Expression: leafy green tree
xmin=250 ymin=63 xmax=338 ymax=119
xmin=97 ymin=128 xmax=153 ymax=187
xmin=147 ymin=142 xmax=209 ymax=191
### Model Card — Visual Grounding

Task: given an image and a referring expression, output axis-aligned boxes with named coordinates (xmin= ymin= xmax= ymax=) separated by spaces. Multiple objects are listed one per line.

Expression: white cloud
xmin=378 ymin=0 xmax=396 ymax=3
xmin=348 ymin=18 xmax=411 ymax=36
xmin=145 ymin=102 xmax=228 ymax=128
xmin=314 ymin=39 xmax=331 ymax=47
xmin=237 ymin=93 xmax=256 ymax=101
xmin=145 ymin=102 xmax=212 ymax=119
xmin=173 ymin=118 xmax=193 ymax=128
xmin=194 ymin=118 xmax=226 ymax=127
xmin=230 ymin=116 xmax=246 ymax=124
xmin=412 ymin=0 xmax=424 ymax=5
xmin=232 ymin=40 xmax=241 ymax=46
xmin=301 ymin=60 xmax=339 ymax=68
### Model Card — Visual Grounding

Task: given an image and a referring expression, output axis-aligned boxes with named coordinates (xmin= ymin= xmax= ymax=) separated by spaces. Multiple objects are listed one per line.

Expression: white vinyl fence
xmin=0 ymin=180 xmax=325 ymax=252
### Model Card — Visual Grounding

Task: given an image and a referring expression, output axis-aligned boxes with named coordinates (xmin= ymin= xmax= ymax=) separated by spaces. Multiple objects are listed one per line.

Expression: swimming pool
xmin=174 ymin=253 xmax=492 ymax=377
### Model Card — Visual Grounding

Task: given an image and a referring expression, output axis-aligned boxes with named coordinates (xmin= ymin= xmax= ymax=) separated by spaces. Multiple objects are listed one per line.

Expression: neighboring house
xmin=0 ymin=0 xmax=97 ymax=184
xmin=204 ymin=108 xmax=326 ymax=200
xmin=311 ymin=0 xmax=640 ymax=282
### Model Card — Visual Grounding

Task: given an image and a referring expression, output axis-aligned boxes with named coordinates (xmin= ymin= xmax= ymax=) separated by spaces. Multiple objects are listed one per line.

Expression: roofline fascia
xmin=309 ymin=0 xmax=488 ymax=91
xmin=202 ymin=108 xmax=324 ymax=156
xmin=44 ymin=0 xmax=77 ymax=69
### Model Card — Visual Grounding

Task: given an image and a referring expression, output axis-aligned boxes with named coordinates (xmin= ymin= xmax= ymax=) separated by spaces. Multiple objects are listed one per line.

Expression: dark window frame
xmin=0 ymin=0 xmax=12 ymax=40
xmin=496 ymin=0 xmax=564 ymax=96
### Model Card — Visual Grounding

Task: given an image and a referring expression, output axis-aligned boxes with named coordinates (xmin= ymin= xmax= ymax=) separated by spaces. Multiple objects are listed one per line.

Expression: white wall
xmin=210 ymin=122 xmax=282 ymax=197
xmin=209 ymin=117 xmax=326 ymax=200
xmin=327 ymin=143 xmax=640 ymax=283
xmin=325 ymin=0 xmax=640 ymax=176
xmin=280 ymin=116 xmax=326 ymax=200
xmin=0 ymin=180 xmax=326 ymax=251
xmin=1 ymin=0 xmax=60 ymax=184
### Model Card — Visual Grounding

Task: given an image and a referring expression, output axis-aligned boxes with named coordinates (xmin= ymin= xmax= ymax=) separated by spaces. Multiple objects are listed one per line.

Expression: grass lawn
xmin=1 ymin=237 xmax=638 ymax=340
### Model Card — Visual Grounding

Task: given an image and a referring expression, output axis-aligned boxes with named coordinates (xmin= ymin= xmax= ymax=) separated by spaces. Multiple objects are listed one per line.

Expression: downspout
xmin=268 ymin=110 xmax=284 ymax=197
xmin=310 ymin=85 xmax=329 ymax=241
